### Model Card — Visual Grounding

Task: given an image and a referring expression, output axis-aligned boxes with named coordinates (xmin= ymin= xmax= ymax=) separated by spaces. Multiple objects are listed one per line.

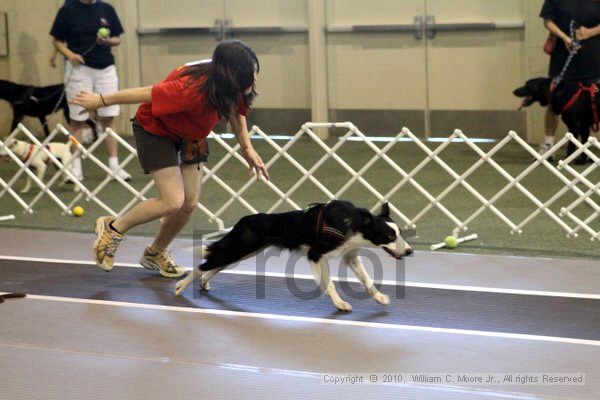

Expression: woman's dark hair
xmin=180 ymin=39 xmax=259 ymax=120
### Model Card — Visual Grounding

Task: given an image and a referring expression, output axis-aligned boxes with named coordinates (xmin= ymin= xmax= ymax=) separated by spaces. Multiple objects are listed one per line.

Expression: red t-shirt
xmin=135 ymin=65 xmax=249 ymax=141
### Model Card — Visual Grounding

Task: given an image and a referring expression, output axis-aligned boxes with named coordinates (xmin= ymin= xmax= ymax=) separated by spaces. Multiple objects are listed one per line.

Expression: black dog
xmin=0 ymin=79 xmax=95 ymax=137
xmin=514 ymin=77 xmax=598 ymax=164
xmin=175 ymin=200 xmax=413 ymax=312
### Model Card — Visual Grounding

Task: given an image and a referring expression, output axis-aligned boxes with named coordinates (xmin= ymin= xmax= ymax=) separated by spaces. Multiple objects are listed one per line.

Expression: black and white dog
xmin=175 ymin=200 xmax=412 ymax=312
xmin=0 ymin=79 xmax=95 ymax=137
xmin=514 ymin=77 xmax=599 ymax=164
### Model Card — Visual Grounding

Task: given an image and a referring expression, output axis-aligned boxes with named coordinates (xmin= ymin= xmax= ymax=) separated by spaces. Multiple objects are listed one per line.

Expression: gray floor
xmin=1 ymin=227 xmax=599 ymax=294
xmin=0 ymin=228 xmax=599 ymax=400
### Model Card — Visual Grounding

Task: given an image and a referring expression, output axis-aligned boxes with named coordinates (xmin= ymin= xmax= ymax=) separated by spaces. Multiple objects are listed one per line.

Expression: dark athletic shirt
xmin=50 ymin=0 xmax=123 ymax=69
xmin=540 ymin=0 xmax=600 ymax=79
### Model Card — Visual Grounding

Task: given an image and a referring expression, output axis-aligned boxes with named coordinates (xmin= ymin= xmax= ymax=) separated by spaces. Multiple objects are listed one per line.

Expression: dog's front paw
xmin=174 ymin=282 xmax=185 ymax=296
xmin=20 ymin=188 xmax=29 ymax=194
xmin=200 ymin=279 xmax=210 ymax=291
xmin=334 ymin=300 xmax=353 ymax=312
xmin=174 ymin=274 xmax=192 ymax=296
xmin=373 ymin=292 xmax=390 ymax=305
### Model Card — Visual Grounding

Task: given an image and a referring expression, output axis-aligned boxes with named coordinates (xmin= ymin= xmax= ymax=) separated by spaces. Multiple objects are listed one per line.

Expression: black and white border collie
xmin=175 ymin=200 xmax=413 ymax=312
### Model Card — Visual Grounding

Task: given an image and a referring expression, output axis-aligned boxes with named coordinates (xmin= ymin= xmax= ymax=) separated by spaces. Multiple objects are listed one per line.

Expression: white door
xmin=425 ymin=0 xmax=526 ymax=137
xmin=325 ymin=0 xmax=525 ymax=137
xmin=137 ymin=0 xmax=310 ymax=132
xmin=137 ymin=0 xmax=224 ymax=84
xmin=326 ymin=0 xmax=428 ymax=135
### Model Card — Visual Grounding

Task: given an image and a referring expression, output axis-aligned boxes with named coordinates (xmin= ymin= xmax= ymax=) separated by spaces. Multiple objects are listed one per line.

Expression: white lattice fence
xmin=1 ymin=122 xmax=598 ymax=241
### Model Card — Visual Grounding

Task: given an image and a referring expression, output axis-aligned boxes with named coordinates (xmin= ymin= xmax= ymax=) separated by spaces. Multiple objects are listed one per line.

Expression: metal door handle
xmin=413 ymin=15 xmax=423 ymax=40
xmin=326 ymin=15 xmax=424 ymax=40
xmin=215 ymin=18 xmax=225 ymax=40
xmin=426 ymin=15 xmax=524 ymax=39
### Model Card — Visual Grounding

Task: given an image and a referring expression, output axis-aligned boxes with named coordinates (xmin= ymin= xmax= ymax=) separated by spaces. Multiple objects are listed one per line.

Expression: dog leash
xmin=40 ymin=40 xmax=101 ymax=132
xmin=552 ymin=20 xmax=581 ymax=90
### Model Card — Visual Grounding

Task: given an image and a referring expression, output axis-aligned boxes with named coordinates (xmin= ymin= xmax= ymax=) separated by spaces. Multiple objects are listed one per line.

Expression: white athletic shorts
xmin=65 ymin=61 xmax=120 ymax=121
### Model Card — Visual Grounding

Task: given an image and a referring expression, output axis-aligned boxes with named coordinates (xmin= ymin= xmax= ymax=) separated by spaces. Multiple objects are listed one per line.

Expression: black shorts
xmin=131 ymin=119 xmax=209 ymax=174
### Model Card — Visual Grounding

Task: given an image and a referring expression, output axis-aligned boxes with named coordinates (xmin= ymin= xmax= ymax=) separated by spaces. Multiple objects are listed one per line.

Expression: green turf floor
xmin=1 ymin=134 xmax=599 ymax=260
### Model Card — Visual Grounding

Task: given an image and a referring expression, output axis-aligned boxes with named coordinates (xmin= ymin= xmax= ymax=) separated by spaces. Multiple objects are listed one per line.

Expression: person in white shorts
xmin=50 ymin=0 xmax=130 ymax=181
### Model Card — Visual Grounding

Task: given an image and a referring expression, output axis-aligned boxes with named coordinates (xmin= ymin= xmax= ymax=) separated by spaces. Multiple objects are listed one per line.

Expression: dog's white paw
xmin=334 ymin=300 xmax=353 ymax=312
xmin=20 ymin=188 xmax=29 ymax=194
xmin=200 ymin=279 xmax=210 ymax=291
xmin=174 ymin=275 xmax=191 ymax=296
xmin=174 ymin=282 xmax=185 ymax=296
xmin=373 ymin=292 xmax=390 ymax=305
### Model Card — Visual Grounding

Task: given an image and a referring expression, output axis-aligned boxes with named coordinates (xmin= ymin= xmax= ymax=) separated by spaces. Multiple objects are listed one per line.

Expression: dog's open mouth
xmin=383 ymin=246 xmax=404 ymax=260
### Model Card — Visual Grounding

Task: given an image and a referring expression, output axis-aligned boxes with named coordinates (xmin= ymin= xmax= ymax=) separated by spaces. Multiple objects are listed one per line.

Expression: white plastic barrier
xmin=1 ymin=122 xmax=598 ymax=241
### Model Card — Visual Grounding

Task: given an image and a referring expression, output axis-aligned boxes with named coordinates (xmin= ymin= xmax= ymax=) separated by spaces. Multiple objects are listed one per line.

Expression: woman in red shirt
xmin=70 ymin=40 xmax=269 ymax=278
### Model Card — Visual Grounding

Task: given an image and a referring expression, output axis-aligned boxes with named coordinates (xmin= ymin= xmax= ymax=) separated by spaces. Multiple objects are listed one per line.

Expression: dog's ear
xmin=378 ymin=202 xmax=390 ymax=218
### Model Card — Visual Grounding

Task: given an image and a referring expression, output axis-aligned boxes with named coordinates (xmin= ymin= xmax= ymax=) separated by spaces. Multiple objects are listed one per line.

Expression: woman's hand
xmin=67 ymin=53 xmax=85 ymax=65
xmin=97 ymin=36 xmax=112 ymax=46
xmin=561 ymin=35 xmax=581 ymax=53
xmin=49 ymin=51 xmax=57 ymax=68
xmin=97 ymin=35 xmax=119 ymax=47
xmin=69 ymin=91 xmax=103 ymax=114
xmin=242 ymin=146 xmax=270 ymax=181
xmin=576 ymin=26 xmax=597 ymax=41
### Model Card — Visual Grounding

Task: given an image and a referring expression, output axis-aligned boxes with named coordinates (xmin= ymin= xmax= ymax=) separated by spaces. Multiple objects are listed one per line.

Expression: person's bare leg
xmin=98 ymin=116 xmax=118 ymax=158
xmin=70 ymin=120 xmax=87 ymax=144
xmin=543 ymin=106 xmax=559 ymax=149
xmin=150 ymin=163 xmax=203 ymax=251
xmin=111 ymin=166 xmax=184 ymax=233
xmin=69 ymin=120 xmax=87 ymax=179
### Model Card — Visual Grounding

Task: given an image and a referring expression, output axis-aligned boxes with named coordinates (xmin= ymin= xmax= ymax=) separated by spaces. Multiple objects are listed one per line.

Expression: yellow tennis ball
xmin=98 ymin=27 xmax=110 ymax=38
xmin=444 ymin=235 xmax=458 ymax=249
xmin=73 ymin=206 xmax=84 ymax=217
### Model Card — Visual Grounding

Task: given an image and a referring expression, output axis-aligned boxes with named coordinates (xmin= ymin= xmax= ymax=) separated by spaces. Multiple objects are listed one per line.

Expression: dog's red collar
xmin=23 ymin=143 xmax=35 ymax=163
xmin=561 ymin=82 xmax=600 ymax=132
xmin=23 ymin=143 xmax=50 ymax=164
xmin=315 ymin=208 xmax=348 ymax=241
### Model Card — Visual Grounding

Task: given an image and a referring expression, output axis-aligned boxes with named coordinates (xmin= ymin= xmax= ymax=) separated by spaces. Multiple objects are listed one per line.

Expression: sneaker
xmin=538 ymin=143 xmax=554 ymax=162
xmin=93 ymin=216 xmax=123 ymax=271
xmin=139 ymin=246 xmax=186 ymax=278
xmin=111 ymin=166 xmax=132 ymax=182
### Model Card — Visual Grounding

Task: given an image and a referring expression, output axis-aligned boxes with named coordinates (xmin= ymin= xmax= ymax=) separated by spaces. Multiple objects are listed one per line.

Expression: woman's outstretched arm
xmin=69 ymin=87 xmax=153 ymax=114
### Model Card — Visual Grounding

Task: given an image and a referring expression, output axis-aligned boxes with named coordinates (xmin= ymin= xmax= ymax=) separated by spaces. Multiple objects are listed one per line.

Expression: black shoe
xmin=573 ymin=154 xmax=592 ymax=165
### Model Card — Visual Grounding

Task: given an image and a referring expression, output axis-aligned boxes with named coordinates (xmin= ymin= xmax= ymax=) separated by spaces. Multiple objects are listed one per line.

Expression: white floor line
xmin=2 ymin=254 xmax=600 ymax=300
xmin=3 ymin=291 xmax=599 ymax=347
